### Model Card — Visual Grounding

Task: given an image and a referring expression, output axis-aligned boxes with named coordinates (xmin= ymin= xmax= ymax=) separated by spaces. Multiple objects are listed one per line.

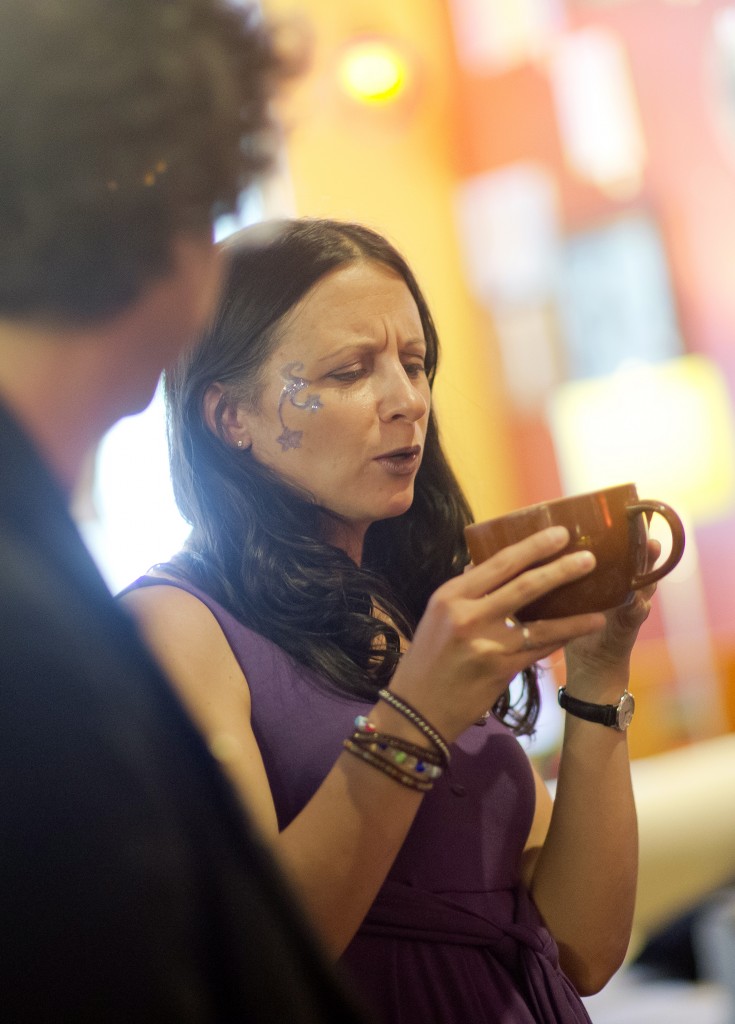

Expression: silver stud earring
xmin=236 ymin=440 xmax=243 ymax=448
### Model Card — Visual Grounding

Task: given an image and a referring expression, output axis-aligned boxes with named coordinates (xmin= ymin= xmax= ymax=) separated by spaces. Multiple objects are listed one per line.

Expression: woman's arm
xmin=120 ymin=585 xmax=281 ymax=838
xmin=121 ymin=584 xmax=428 ymax=955
xmin=520 ymin=588 xmax=652 ymax=995
xmin=522 ymin=722 xmax=637 ymax=995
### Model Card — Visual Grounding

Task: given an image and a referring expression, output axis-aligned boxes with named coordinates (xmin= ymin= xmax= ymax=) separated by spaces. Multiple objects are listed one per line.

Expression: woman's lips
xmin=374 ymin=446 xmax=421 ymax=475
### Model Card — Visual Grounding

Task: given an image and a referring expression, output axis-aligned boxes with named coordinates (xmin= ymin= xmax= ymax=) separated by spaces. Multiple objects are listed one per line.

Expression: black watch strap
xmin=557 ymin=687 xmax=634 ymax=731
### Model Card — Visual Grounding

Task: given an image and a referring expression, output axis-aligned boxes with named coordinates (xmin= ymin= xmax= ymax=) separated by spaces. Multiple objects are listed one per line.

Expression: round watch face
xmin=616 ymin=691 xmax=635 ymax=731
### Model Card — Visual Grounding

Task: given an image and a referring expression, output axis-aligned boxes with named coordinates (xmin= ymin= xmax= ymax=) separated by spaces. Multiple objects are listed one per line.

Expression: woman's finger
xmin=502 ymin=615 xmax=534 ymax=653
xmin=502 ymin=612 xmax=606 ymax=660
xmin=485 ymin=549 xmax=597 ymax=623
xmin=645 ymin=537 xmax=662 ymax=572
xmin=458 ymin=526 xmax=571 ymax=600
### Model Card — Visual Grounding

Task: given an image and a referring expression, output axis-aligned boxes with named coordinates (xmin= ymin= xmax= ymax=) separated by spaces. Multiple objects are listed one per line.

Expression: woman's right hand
xmin=389 ymin=525 xmax=607 ymax=742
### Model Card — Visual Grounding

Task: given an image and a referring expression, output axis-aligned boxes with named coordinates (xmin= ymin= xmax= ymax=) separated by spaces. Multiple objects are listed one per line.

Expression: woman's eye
xmin=329 ymin=367 xmax=365 ymax=382
xmin=404 ymin=362 xmax=427 ymax=378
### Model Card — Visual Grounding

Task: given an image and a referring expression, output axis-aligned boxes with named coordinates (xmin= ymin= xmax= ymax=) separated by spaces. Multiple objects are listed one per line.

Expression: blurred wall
xmin=455 ymin=0 xmax=735 ymax=641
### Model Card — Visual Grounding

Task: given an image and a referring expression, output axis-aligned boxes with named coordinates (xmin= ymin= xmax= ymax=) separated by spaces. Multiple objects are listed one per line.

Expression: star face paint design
xmin=276 ymin=362 xmax=322 ymax=451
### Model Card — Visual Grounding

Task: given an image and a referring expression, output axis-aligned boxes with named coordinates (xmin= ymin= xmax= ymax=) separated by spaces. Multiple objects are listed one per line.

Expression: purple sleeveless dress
xmin=125 ymin=575 xmax=592 ymax=1024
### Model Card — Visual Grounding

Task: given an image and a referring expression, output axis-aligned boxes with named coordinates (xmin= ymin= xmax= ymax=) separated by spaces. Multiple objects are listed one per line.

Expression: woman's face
xmin=238 ymin=260 xmax=431 ymax=561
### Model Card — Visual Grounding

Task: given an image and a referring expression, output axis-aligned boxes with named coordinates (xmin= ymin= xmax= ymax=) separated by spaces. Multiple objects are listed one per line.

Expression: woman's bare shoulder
xmin=120 ymin=579 xmax=236 ymax=668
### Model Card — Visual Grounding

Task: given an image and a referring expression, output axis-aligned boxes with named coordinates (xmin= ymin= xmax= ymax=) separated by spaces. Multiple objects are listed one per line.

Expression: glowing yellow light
xmin=338 ymin=40 xmax=410 ymax=105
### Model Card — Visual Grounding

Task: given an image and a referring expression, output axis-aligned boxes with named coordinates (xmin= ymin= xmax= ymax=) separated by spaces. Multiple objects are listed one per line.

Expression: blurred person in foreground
xmin=0 ymin=3 xmax=369 ymax=1022
xmin=122 ymin=217 xmax=657 ymax=1024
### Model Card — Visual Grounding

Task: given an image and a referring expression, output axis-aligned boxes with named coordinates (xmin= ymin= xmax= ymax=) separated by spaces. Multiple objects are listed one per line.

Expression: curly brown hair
xmin=0 ymin=0 xmax=295 ymax=323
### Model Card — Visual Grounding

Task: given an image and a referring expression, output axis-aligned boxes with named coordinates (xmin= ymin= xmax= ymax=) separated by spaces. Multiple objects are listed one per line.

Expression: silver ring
xmin=504 ymin=615 xmax=533 ymax=652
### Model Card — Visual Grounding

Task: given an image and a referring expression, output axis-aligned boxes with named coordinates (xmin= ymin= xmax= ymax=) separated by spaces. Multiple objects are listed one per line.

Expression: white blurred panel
xmin=448 ymin=0 xmax=566 ymax=71
xmin=455 ymin=162 xmax=561 ymax=307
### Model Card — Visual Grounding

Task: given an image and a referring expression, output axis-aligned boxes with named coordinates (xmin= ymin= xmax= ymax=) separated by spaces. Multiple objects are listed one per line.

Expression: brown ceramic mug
xmin=464 ymin=483 xmax=686 ymax=620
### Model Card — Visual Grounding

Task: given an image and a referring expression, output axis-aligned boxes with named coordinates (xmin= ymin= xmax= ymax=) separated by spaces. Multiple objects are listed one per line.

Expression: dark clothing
xmin=125 ymin=575 xmax=592 ymax=1024
xmin=0 ymin=401 xmax=368 ymax=1023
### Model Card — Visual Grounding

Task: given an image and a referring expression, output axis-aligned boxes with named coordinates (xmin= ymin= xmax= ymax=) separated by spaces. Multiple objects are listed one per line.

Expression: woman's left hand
xmin=562 ymin=538 xmax=660 ymax=688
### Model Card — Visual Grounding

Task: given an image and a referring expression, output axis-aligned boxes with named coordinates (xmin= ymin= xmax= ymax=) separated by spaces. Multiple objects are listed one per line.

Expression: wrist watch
xmin=557 ymin=687 xmax=635 ymax=732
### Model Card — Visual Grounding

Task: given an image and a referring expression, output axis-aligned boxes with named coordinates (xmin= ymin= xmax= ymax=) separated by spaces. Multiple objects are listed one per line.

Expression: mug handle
xmin=627 ymin=500 xmax=686 ymax=589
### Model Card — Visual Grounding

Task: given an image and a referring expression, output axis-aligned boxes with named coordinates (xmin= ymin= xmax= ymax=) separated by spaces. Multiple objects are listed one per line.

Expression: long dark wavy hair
xmin=164 ymin=218 xmax=539 ymax=734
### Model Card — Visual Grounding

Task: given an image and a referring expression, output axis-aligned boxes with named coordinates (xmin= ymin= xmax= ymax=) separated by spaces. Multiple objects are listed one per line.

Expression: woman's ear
xmin=202 ymin=382 xmax=252 ymax=449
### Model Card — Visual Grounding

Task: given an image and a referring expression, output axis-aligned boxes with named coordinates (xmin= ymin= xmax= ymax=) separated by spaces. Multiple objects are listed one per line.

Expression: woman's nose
xmin=378 ymin=365 xmax=428 ymax=421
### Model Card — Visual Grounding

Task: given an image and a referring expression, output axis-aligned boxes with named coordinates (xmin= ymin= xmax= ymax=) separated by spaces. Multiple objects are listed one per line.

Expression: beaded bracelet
xmin=350 ymin=719 xmax=444 ymax=782
xmin=355 ymin=738 xmax=443 ymax=781
xmin=352 ymin=716 xmax=444 ymax=766
xmin=349 ymin=715 xmax=444 ymax=786
xmin=342 ymin=738 xmax=435 ymax=792
xmin=377 ymin=689 xmax=451 ymax=767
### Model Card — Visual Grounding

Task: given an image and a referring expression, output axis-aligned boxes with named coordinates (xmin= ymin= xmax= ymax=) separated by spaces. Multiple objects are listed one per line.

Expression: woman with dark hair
xmin=122 ymin=218 xmax=650 ymax=1024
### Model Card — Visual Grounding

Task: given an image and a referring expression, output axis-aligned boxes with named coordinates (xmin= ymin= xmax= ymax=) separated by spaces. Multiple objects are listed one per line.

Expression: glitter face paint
xmin=276 ymin=361 xmax=323 ymax=451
